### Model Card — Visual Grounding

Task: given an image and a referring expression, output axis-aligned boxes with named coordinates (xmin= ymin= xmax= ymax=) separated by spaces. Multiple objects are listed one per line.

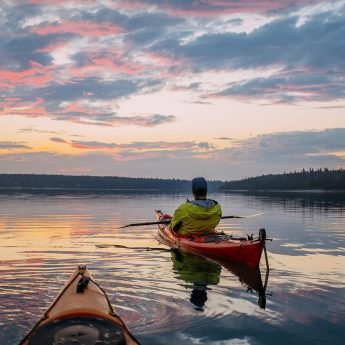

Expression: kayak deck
xmin=20 ymin=265 xmax=139 ymax=345
xmin=156 ymin=210 xmax=265 ymax=266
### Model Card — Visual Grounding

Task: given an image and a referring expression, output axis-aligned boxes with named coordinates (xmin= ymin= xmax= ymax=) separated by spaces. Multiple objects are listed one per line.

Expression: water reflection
xmin=171 ymin=249 xmax=220 ymax=311
xmin=220 ymin=258 xmax=268 ymax=309
xmin=1 ymin=193 xmax=344 ymax=345
xmin=170 ymin=249 xmax=268 ymax=311
xmin=223 ymin=190 xmax=345 ymax=211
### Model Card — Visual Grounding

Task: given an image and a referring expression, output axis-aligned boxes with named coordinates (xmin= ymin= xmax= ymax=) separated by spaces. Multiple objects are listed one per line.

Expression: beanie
xmin=192 ymin=177 xmax=207 ymax=196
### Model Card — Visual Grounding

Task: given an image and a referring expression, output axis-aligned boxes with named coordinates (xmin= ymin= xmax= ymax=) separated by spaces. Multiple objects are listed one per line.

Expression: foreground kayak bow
xmin=20 ymin=265 xmax=139 ymax=345
xmin=156 ymin=210 xmax=268 ymax=266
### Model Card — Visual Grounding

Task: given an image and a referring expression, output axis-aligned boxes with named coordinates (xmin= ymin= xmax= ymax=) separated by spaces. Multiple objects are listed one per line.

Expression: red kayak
xmin=155 ymin=210 xmax=266 ymax=266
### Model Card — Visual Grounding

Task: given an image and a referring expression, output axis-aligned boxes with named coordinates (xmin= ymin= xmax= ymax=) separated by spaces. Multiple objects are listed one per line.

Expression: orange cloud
xmin=70 ymin=142 xmax=117 ymax=150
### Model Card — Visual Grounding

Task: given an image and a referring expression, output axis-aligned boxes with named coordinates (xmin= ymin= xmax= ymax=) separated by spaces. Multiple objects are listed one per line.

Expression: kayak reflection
xmin=219 ymin=257 xmax=268 ymax=309
xmin=170 ymin=249 xmax=268 ymax=311
xmin=171 ymin=249 xmax=221 ymax=311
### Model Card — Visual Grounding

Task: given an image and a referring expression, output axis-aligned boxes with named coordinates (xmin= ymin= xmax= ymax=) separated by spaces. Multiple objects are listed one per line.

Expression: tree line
xmin=0 ymin=169 xmax=344 ymax=192
xmin=220 ymin=168 xmax=345 ymax=191
xmin=0 ymin=174 xmax=223 ymax=192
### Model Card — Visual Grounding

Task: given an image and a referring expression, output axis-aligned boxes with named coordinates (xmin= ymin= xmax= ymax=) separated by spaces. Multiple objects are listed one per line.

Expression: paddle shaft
xmin=120 ymin=219 xmax=171 ymax=228
xmin=119 ymin=215 xmax=245 ymax=228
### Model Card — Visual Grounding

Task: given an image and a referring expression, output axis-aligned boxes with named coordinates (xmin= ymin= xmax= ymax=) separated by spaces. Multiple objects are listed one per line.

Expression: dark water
xmin=0 ymin=192 xmax=344 ymax=344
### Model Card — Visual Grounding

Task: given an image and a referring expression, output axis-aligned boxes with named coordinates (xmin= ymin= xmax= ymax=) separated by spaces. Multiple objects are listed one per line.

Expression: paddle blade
xmin=221 ymin=213 xmax=263 ymax=220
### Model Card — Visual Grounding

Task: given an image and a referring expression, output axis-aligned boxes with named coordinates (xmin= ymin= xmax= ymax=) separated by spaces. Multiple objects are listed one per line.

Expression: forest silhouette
xmin=0 ymin=168 xmax=344 ymax=192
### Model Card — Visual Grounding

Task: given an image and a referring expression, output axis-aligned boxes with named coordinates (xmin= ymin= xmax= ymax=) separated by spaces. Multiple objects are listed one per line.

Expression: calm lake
xmin=0 ymin=191 xmax=344 ymax=344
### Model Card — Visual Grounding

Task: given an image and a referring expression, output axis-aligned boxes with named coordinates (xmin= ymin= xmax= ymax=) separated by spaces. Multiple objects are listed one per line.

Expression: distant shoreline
xmin=221 ymin=189 xmax=345 ymax=193
xmin=1 ymin=187 xmax=344 ymax=195
xmin=0 ymin=187 xmax=160 ymax=191
xmin=1 ymin=169 xmax=344 ymax=192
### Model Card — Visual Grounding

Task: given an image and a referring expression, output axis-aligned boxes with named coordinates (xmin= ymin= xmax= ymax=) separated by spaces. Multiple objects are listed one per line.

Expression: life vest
xmin=170 ymin=199 xmax=222 ymax=235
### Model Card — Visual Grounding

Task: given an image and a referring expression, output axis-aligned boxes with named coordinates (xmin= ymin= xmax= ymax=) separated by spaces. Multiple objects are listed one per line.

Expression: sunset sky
xmin=1 ymin=0 xmax=344 ymax=180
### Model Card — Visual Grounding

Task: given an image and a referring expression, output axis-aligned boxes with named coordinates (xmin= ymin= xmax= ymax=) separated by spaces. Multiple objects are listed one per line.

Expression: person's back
xmin=170 ymin=177 xmax=222 ymax=235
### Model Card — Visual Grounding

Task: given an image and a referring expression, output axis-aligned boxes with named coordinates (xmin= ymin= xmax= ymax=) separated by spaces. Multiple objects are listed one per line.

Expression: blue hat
xmin=192 ymin=177 xmax=207 ymax=195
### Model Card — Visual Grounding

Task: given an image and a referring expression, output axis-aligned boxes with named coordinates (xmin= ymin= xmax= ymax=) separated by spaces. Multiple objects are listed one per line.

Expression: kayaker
xmin=170 ymin=177 xmax=222 ymax=234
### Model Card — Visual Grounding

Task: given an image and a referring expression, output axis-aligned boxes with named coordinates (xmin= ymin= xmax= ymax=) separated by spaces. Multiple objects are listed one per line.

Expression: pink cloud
xmin=1 ymin=98 xmax=48 ymax=118
xmin=142 ymin=52 xmax=189 ymax=78
xmin=0 ymin=62 xmax=54 ymax=88
xmin=31 ymin=21 xmax=124 ymax=37
xmin=144 ymin=52 xmax=180 ymax=67
xmin=116 ymin=0 xmax=324 ymax=16
xmin=48 ymin=136 xmax=211 ymax=155
xmin=49 ymin=137 xmax=118 ymax=150
xmin=1 ymin=106 xmax=48 ymax=117
xmin=65 ymin=55 xmax=144 ymax=78
xmin=19 ymin=0 xmax=94 ymax=5
xmin=92 ymin=56 xmax=144 ymax=75
xmin=63 ymin=102 xmax=91 ymax=114
xmin=36 ymin=41 xmax=69 ymax=53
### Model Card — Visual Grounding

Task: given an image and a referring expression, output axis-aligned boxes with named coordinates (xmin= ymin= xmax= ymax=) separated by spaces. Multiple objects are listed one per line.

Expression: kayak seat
xmin=174 ymin=232 xmax=229 ymax=243
xmin=27 ymin=315 xmax=127 ymax=345
xmin=200 ymin=235 xmax=230 ymax=243
xmin=193 ymin=234 xmax=229 ymax=243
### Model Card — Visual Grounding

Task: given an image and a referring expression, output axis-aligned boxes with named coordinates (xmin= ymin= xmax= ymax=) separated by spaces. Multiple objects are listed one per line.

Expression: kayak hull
xmin=156 ymin=210 xmax=264 ymax=266
xmin=20 ymin=265 xmax=139 ymax=345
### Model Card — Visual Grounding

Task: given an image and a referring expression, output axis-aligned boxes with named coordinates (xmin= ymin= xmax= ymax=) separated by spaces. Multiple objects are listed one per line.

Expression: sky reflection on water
xmin=0 ymin=191 xmax=344 ymax=344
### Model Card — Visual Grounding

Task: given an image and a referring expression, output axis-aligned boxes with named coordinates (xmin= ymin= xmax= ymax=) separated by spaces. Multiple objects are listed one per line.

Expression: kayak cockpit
xmin=176 ymin=232 xmax=257 ymax=243
xmin=26 ymin=315 xmax=127 ymax=345
xmin=20 ymin=265 xmax=139 ymax=345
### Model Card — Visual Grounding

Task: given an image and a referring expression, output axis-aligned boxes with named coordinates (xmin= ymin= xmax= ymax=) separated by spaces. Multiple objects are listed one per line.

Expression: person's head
xmin=192 ymin=177 xmax=208 ymax=199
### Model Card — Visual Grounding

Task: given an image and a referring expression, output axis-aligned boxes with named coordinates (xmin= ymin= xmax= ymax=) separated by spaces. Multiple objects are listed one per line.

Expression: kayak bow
xmin=20 ymin=265 xmax=139 ymax=345
xmin=156 ymin=210 xmax=266 ymax=266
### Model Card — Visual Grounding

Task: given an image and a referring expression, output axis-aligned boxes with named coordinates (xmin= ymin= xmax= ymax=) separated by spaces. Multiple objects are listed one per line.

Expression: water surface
xmin=0 ymin=192 xmax=344 ymax=344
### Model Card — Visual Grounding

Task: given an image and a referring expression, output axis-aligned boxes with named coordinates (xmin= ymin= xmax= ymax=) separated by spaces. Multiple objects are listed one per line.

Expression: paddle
xmin=118 ymin=213 xmax=262 ymax=229
xmin=96 ymin=244 xmax=170 ymax=252
xmin=118 ymin=219 xmax=171 ymax=228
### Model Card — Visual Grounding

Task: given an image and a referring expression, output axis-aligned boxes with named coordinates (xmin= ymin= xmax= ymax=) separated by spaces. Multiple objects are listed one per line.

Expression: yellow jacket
xmin=170 ymin=199 xmax=222 ymax=235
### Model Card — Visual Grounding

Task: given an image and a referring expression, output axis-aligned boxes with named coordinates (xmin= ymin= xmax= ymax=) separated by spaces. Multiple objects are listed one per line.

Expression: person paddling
xmin=170 ymin=177 xmax=222 ymax=234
